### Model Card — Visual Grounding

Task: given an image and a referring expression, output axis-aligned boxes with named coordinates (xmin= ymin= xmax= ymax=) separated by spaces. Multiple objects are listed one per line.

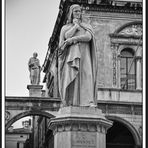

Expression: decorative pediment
xmin=119 ymin=24 xmax=142 ymax=36
xmin=109 ymin=22 xmax=142 ymax=45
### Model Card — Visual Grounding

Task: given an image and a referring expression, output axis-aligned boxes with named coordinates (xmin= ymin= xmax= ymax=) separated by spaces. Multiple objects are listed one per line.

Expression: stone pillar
xmin=27 ymin=85 xmax=43 ymax=97
xmin=136 ymin=56 xmax=142 ymax=90
xmin=27 ymin=85 xmax=43 ymax=148
xmin=49 ymin=106 xmax=113 ymax=148
xmin=135 ymin=47 xmax=142 ymax=90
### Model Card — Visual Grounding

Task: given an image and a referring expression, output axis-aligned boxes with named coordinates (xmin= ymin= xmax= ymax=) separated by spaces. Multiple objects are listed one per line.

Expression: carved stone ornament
xmin=111 ymin=44 xmax=119 ymax=87
xmin=5 ymin=111 xmax=11 ymax=121
xmin=49 ymin=106 xmax=113 ymax=135
xmin=119 ymin=24 xmax=142 ymax=36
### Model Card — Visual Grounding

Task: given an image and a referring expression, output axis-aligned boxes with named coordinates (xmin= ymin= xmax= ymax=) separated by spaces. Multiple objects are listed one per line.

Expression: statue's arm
xmin=28 ymin=59 xmax=32 ymax=72
xmin=38 ymin=60 xmax=42 ymax=71
xmin=71 ymin=30 xmax=92 ymax=43
xmin=59 ymin=25 xmax=77 ymax=49
xmin=59 ymin=26 xmax=66 ymax=48
xmin=28 ymin=58 xmax=34 ymax=66
xmin=28 ymin=59 xmax=32 ymax=66
xmin=65 ymin=24 xmax=79 ymax=39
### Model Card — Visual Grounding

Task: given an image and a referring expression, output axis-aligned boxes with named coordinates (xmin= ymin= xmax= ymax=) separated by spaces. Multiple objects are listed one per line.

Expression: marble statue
xmin=28 ymin=52 xmax=41 ymax=85
xmin=58 ymin=4 xmax=97 ymax=107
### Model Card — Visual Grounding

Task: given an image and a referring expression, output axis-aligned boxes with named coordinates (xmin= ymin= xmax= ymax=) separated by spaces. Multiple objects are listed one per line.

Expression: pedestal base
xmin=49 ymin=106 xmax=113 ymax=148
xmin=27 ymin=85 xmax=43 ymax=97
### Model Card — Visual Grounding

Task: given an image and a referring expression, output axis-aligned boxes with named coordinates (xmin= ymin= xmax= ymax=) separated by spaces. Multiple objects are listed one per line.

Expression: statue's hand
xmin=65 ymin=38 xmax=73 ymax=46
xmin=73 ymin=19 xmax=80 ymax=30
xmin=73 ymin=18 xmax=79 ymax=24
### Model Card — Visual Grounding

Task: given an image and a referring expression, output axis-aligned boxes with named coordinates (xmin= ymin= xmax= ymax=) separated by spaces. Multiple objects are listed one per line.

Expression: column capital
xmin=49 ymin=106 xmax=113 ymax=134
xmin=135 ymin=56 xmax=142 ymax=60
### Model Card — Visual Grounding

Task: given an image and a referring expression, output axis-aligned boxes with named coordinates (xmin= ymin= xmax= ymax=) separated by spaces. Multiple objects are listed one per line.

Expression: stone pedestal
xmin=27 ymin=85 xmax=43 ymax=97
xmin=49 ymin=106 xmax=113 ymax=148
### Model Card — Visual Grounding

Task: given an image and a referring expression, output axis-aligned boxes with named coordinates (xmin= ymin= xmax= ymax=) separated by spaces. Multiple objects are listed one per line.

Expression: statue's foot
xmin=61 ymin=101 xmax=67 ymax=108
xmin=89 ymin=101 xmax=97 ymax=107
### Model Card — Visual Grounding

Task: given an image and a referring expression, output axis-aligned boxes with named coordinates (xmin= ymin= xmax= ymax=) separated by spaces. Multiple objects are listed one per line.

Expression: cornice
xmin=49 ymin=116 xmax=113 ymax=135
xmin=109 ymin=33 xmax=142 ymax=39
xmin=81 ymin=4 xmax=142 ymax=14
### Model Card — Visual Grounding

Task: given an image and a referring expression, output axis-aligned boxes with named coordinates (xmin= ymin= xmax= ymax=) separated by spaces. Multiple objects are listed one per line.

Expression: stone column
xmin=49 ymin=106 xmax=113 ymax=148
xmin=27 ymin=85 xmax=43 ymax=97
xmin=135 ymin=47 xmax=142 ymax=90
xmin=27 ymin=84 xmax=43 ymax=148
xmin=136 ymin=56 xmax=142 ymax=90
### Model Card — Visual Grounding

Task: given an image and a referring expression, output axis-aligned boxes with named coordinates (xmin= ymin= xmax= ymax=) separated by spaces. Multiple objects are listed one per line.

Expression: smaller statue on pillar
xmin=28 ymin=52 xmax=41 ymax=85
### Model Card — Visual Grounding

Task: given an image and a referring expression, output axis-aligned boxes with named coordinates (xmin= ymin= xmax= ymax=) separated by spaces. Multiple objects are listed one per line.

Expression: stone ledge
xmin=98 ymin=87 xmax=142 ymax=92
xmin=58 ymin=106 xmax=103 ymax=118
xmin=50 ymin=122 xmax=109 ymax=135
xmin=27 ymin=85 xmax=43 ymax=89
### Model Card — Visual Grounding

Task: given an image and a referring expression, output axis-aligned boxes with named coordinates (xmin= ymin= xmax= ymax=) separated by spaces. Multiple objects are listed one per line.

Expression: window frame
xmin=120 ymin=48 xmax=136 ymax=90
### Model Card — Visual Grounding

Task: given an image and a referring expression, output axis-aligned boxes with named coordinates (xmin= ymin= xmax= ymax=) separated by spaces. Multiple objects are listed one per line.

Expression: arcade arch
xmin=5 ymin=110 xmax=55 ymax=130
xmin=106 ymin=115 xmax=141 ymax=148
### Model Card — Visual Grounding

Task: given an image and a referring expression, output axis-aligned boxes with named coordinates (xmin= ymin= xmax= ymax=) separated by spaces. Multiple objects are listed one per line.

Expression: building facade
xmin=6 ymin=127 xmax=32 ymax=148
xmin=41 ymin=0 xmax=142 ymax=148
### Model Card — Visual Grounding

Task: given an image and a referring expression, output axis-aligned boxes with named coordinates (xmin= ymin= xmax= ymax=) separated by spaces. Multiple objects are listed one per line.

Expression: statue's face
xmin=72 ymin=6 xmax=81 ymax=19
xmin=33 ymin=53 xmax=37 ymax=58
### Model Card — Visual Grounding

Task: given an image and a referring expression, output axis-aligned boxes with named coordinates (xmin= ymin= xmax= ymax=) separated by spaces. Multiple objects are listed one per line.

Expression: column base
xmin=49 ymin=106 xmax=113 ymax=148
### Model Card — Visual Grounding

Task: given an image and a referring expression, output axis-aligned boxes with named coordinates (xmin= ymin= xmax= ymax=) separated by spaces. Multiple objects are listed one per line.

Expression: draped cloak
xmin=58 ymin=23 xmax=97 ymax=106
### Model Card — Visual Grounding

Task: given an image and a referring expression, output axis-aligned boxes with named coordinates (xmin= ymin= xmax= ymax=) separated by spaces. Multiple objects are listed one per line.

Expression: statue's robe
xmin=58 ymin=23 xmax=97 ymax=106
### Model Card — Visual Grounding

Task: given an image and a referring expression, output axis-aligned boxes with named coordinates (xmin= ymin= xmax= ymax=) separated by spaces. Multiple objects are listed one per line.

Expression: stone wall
xmin=97 ymin=88 xmax=142 ymax=102
xmin=83 ymin=11 xmax=142 ymax=88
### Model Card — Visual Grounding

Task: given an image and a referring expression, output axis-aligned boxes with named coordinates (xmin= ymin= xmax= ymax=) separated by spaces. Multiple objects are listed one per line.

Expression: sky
xmin=12 ymin=116 xmax=32 ymax=129
xmin=6 ymin=0 xmax=60 ymax=96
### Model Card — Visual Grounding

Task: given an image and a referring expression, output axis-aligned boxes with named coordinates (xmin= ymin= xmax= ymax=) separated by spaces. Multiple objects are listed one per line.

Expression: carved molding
xmin=81 ymin=4 xmax=142 ymax=14
xmin=111 ymin=43 xmax=119 ymax=87
xmin=110 ymin=37 xmax=142 ymax=45
xmin=5 ymin=111 xmax=11 ymax=123
xmin=50 ymin=121 xmax=108 ymax=135
xmin=119 ymin=24 xmax=142 ymax=36
xmin=49 ymin=117 xmax=112 ymax=135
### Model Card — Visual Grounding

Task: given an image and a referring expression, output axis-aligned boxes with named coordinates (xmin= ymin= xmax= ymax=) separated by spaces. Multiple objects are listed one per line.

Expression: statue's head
xmin=67 ymin=4 xmax=82 ymax=24
xmin=33 ymin=52 xmax=38 ymax=58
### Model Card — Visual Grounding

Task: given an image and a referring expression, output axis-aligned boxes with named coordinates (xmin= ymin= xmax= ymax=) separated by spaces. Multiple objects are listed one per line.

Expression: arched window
xmin=120 ymin=48 xmax=136 ymax=90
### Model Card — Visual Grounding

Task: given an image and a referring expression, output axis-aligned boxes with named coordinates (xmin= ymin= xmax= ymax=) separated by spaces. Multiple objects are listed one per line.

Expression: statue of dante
xmin=58 ymin=4 xmax=97 ymax=106
xmin=28 ymin=52 xmax=41 ymax=85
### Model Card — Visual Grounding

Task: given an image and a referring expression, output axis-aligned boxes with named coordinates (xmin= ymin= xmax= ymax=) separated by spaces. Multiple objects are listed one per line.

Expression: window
xmin=120 ymin=48 xmax=136 ymax=90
